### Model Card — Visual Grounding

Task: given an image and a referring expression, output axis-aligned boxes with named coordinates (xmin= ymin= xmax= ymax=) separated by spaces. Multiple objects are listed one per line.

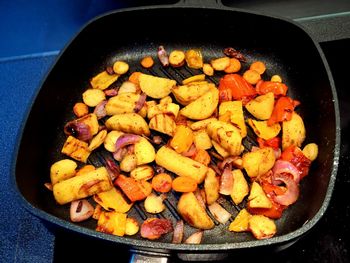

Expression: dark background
xmin=0 ymin=1 xmax=349 ymax=262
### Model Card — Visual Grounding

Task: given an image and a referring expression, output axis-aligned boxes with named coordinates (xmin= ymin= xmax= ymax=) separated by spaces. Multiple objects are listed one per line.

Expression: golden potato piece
xmin=190 ymin=117 xmax=217 ymax=131
xmin=105 ymin=113 xmax=150 ymax=136
xmin=302 ymin=143 xmax=318 ymax=161
xmin=96 ymin=211 xmax=127 ymax=237
xmin=130 ymin=165 xmax=154 ymax=181
xmin=248 ymin=215 xmax=277 ymax=239
xmin=104 ymin=130 xmax=124 ymax=152
xmin=88 ymin=129 xmax=107 ymax=151
xmin=50 ymin=159 xmax=77 ymax=185
xmin=139 ymin=73 xmax=176 ymax=99
xmin=82 ymin=89 xmax=106 ymax=107
xmin=204 ymin=168 xmax=220 ymax=205
xmin=105 ymin=93 xmax=142 ymax=116
xmin=134 ymin=137 xmax=156 ymax=165
xmin=207 ymin=120 xmax=243 ymax=156
xmin=219 ymin=101 xmax=247 ymax=137
xmin=182 ymin=74 xmax=206 ymax=85
xmin=61 ymin=136 xmax=91 ymax=163
xmin=155 ymin=146 xmax=208 ymax=184
xmin=149 ymin=113 xmax=176 ymax=136
xmin=193 ymin=129 xmax=212 ymax=150
xmin=125 ymin=217 xmax=140 ymax=236
xmin=94 ymin=187 xmax=133 ymax=213
xmin=178 ymin=192 xmax=214 ymax=230
xmin=247 ymin=119 xmax=281 ymax=140
xmin=172 ymin=82 xmax=213 ymax=106
xmin=229 ymin=208 xmax=251 ymax=232
xmin=248 ymin=182 xmax=272 ymax=209
xmin=180 ymin=88 xmax=219 ymax=120
xmin=282 ymin=112 xmax=306 ymax=150
xmin=245 ymin=92 xmax=274 ymax=120
xmin=90 ymin=71 xmax=119 ymax=90
xmin=53 ymin=167 xmax=112 ymax=205
xmin=242 ymin=147 xmax=275 ymax=178
xmin=230 ymin=169 xmax=249 ymax=205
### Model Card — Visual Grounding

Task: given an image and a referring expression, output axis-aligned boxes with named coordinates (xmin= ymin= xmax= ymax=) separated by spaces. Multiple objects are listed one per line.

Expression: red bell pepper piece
xmin=280 ymin=145 xmax=311 ymax=179
xmin=257 ymin=137 xmax=281 ymax=151
xmin=114 ymin=174 xmax=147 ymax=202
xmin=247 ymin=179 xmax=286 ymax=219
xmin=218 ymin=74 xmax=257 ymax=104
xmin=256 ymin=80 xmax=288 ymax=97
xmin=267 ymin=96 xmax=300 ymax=126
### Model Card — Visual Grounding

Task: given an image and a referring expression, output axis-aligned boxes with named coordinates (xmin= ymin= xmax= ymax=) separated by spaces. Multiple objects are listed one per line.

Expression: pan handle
xmin=129 ymin=249 xmax=170 ymax=263
xmin=175 ymin=0 xmax=224 ymax=8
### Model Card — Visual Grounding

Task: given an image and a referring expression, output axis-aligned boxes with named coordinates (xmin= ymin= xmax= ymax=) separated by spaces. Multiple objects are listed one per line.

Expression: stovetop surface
xmin=0 ymin=2 xmax=349 ymax=263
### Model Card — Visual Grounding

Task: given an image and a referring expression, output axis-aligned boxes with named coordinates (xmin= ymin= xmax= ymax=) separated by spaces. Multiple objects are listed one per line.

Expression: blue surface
xmin=0 ymin=53 xmax=58 ymax=262
xmin=0 ymin=0 xmax=128 ymax=59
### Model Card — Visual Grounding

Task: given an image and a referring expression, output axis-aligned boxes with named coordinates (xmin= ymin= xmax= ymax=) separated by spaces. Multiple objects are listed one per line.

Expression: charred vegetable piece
xmin=140 ymin=218 xmax=173 ymax=240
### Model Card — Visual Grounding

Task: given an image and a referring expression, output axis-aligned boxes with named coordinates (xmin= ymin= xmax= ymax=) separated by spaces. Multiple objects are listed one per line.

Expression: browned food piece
xmin=185 ymin=49 xmax=203 ymax=69
xmin=169 ymin=50 xmax=186 ymax=67
xmin=53 ymin=167 xmax=112 ymax=205
xmin=177 ymin=192 xmax=214 ymax=230
xmin=61 ymin=136 xmax=91 ymax=163
xmin=155 ymin=146 xmax=208 ymax=184
xmin=140 ymin=56 xmax=154 ymax=68
xmin=73 ymin=102 xmax=89 ymax=118
xmin=248 ymin=215 xmax=277 ymax=239
xmin=140 ymin=218 xmax=173 ymax=240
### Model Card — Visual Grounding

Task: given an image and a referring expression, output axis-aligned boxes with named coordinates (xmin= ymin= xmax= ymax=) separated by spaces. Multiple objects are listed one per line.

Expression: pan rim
xmin=10 ymin=4 xmax=341 ymax=252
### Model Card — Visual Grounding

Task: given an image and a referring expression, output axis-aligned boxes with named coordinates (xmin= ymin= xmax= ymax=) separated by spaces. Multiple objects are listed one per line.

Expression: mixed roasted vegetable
xmin=47 ymin=45 xmax=318 ymax=243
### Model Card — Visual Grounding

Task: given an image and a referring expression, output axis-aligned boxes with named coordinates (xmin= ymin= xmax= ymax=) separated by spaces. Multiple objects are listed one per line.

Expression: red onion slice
xmin=70 ymin=199 xmax=94 ymax=222
xmin=157 ymin=45 xmax=169 ymax=67
xmin=181 ymin=143 xmax=197 ymax=157
xmin=208 ymin=202 xmax=232 ymax=224
xmin=134 ymin=92 xmax=147 ymax=113
xmin=93 ymin=100 xmax=107 ymax=119
xmin=64 ymin=121 xmax=92 ymax=141
xmin=184 ymin=231 xmax=203 ymax=244
xmin=272 ymin=160 xmax=300 ymax=183
xmin=172 ymin=220 xmax=184 ymax=244
xmin=272 ymin=173 xmax=299 ymax=206
xmin=115 ymin=134 xmax=141 ymax=152
xmin=219 ymin=168 xmax=233 ymax=195
xmin=105 ymin=158 xmax=120 ymax=181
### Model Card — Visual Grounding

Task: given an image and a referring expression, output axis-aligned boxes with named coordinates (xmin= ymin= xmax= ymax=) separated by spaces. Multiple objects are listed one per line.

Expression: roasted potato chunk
xmin=242 ymin=147 xmax=275 ymax=178
xmin=50 ymin=159 xmax=77 ymax=185
xmin=105 ymin=113 xmax=150 ymax=136
xmin=245 ymin=92 xmax=274 ymax=120
xmin=139 ymin=73 xmax=176 ymax=99
xmin=248 ymin=215 xmax=277 ymax=239
xmin=178 ymin=192 xmax=214 ymax=230
xmin=282 ymin=112 xmax=306 ymax=150
xmin=229 ymin=208 xmax=251 ymax=232
xmin=53 ymin=167 xmax=112 ymax=205
xmin=180 ymin=88 xmax=219 ymax=120
xmin=149 ymin=113 xmax=176 ymax=136
xmin=90 ymin=70 xmax=119 ymax=90
xmin=248 ymin=182 xmax=272 ymax=209
xmin=155 ymin=146 xmax=208 ymax=184
xmin=61 ymin=136 xmax=91 ymax=163
xmin=230 ymin=169 xmax=249 ymax=205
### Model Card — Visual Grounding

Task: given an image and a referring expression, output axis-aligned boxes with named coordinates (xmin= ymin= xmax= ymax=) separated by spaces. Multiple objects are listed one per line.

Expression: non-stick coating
xmin=14 ymin=6 xmax=338 ymax=252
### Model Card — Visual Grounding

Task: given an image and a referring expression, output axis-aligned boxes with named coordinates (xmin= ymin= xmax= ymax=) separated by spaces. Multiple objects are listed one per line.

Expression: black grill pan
xmin=12 ymin=1 xmax=340 ymax=261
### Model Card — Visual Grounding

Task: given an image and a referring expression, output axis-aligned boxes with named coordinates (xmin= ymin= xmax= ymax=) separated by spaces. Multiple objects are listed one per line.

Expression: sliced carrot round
xmin=172 ymin=176 xmax=198 ymax=193
xmin=151 ymin=173 xmax=173 ymax=193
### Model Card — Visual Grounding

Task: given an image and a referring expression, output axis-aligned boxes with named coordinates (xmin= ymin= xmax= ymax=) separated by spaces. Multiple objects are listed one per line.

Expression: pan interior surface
xmin=15 ymin=6 xmax=337 ymax=248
